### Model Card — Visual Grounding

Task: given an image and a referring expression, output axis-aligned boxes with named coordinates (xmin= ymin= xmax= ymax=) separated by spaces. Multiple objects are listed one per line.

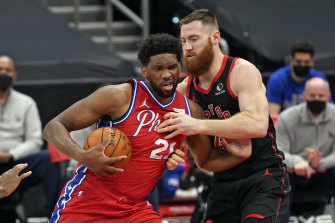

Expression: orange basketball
xmin=83 ymin=127 xmax=132 ymax=168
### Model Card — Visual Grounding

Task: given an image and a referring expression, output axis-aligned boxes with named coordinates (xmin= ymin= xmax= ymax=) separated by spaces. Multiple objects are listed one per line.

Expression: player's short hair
xmin=291 ymin=41 xmax=315 ymax=57
xmin=137 ymin=33 xmax=182 ymax=66
xmin=179 ymin=9 xmax=219 ymax=30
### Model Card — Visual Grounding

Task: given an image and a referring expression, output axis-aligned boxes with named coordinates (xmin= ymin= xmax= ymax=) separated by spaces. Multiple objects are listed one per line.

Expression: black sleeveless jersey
xmin=186 ymin=55 xmax=285 ymax=181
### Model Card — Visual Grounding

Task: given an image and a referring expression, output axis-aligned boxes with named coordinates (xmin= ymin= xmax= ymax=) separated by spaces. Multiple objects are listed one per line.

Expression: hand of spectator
xmin=0 ymin=163 xmax=32 ymax=198
xmin=166 ymin=144 xmax=189 ymax=170
xmin=80 ymin=136 xmax=126 ymax=177
xmin=294 ymin=159 xmax=315 ymax=179
xmin=306 ymin=147 xmax=323 ymax=169
xmin=0 ymin=150 xmax=12 ymax=164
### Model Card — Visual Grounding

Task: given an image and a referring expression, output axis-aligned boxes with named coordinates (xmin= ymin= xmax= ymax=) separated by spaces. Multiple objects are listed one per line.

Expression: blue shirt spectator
xmin=266 ymin=41 xmax=333 ymax=115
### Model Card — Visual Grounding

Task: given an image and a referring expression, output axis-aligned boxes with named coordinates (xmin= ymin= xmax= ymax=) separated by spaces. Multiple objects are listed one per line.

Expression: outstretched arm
xmin=0 ymin=163 xmax=31 ymax=198
xmin=43 ymin=84 xmax=132 ymax=177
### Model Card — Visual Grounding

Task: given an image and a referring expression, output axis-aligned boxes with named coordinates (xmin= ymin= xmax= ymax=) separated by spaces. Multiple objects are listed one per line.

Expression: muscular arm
xmin=160 ymin=60 xmax=269 ymax=140
xmin=43 ymin=84 xmax=132 ymax=176
xmin=184 ymin=100 xmax=251 ymax=172
xmin=201 ymin=60 xmax=269 ymax=139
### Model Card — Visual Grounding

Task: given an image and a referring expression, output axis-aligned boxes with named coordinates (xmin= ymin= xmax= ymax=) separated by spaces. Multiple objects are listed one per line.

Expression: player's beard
xmin=183 ymin=37 xmax=214 ymax=77
xmin=149 ymin=78 xmax=178 ymax=98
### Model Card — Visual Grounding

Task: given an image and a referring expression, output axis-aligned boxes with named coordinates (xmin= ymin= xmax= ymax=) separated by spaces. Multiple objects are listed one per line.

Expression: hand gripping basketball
xmin=83 ymin=127 xmax=132 ymax=169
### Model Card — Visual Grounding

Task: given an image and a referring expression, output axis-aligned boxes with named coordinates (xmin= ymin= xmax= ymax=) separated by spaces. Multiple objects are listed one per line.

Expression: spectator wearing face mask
xmin=266 ymin=41 xmax=333 ymax=115
xmin=0 ymin=55 xmax=60 ymax=221
xmin=276 ymin=77 xmax=335 ymax=221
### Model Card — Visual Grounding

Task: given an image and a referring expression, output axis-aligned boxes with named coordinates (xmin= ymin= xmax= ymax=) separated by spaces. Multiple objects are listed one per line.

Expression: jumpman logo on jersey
xmin=140 ymin=98 xmax=150 ymax=108
xmin=263 ymin=168 xmax=272 ymax=176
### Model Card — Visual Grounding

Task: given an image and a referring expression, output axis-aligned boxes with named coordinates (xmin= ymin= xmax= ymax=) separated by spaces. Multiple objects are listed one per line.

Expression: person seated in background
xmin=276 ymin=77 xmax=335 ymax=221
xmin=266 ymin=41 xmax=333 ymax=115
xmin=0 ymin=55 xmax=60 ymax=220
xmin=0 ymin=163 xmax=31 ymax=199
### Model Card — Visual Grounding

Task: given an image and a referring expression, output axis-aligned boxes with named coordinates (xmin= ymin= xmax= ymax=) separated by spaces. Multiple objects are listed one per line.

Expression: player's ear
xmin=212 ymin=30 xmax=220 ymax=44
xmin=141 ymin=66 xmax=148 ymax=79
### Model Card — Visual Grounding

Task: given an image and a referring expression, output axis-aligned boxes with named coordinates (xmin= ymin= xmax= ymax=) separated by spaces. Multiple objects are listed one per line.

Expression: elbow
xmin=235 ymin=143 xmax=252 ymax=161
xmin=237 ymin=148 xmax=251 ymax=161
xmin=252 ymin=119 xmax=268 ymax=138
xmin=196 ymin=159 xmax=206 ymax=170
xmin=42 ymin=121 xmax=53 ymax=141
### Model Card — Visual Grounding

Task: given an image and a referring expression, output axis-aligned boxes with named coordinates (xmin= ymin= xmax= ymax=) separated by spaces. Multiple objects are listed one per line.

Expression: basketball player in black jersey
xmin=158 ymin=9 xmax=290 ymax=223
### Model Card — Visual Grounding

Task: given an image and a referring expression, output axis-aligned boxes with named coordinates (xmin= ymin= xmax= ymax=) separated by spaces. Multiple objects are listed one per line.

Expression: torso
xmin=87 ymin=79 xmax=191 ymax=202
xmin=187 ymin=55 xmax=284 ymax=180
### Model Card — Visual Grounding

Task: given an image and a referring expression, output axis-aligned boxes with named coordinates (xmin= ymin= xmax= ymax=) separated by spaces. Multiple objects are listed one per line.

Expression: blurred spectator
xmin=0 ymin=55 xmax=60 ymax=220
xmin=266 ymin=41 xmax=332 ymax=115
xmin=0 ymin=163 xmax=31 ymax=199
xmin=276 ymin=77 xmax=335 ymax=221
xmin=146 ymin=165 xmax=186 ymax=213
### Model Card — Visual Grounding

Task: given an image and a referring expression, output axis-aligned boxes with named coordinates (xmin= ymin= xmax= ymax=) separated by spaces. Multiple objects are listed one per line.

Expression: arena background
xmin=1 ymin=0 xmax=335 ymax=221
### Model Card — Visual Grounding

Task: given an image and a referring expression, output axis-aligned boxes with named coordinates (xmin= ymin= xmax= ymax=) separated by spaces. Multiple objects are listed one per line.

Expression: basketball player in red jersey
xmin=43 ymin=33 xmax=250 ymax=223
xmin=157 ymin=10 xmax=290 ymax=223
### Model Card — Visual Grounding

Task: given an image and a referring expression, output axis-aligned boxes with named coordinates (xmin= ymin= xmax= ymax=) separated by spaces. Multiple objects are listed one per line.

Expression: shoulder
xmin=309 ymin=68 xmax=327 ymax=77
xmin=233 ymin=58 xmax=259 ymax=72
xmin=232 ymin=58 xmax=262 ymax=82
xmin=279 ymin=103 xmax=304 ymax=121
xmin=230 ymin=59 xmax=264 ymax=94
xmin=11 ymin=89 xmax=37 ymax=105
xmin=89 ymin=83 xmax=133 ymax=107
xmin=327 ymin=103 xmax=335 ymax=112
xmin=95 ymin=83 xmax=132 ymax=97
xmin=268 ymin=66 xmax=291 ymax=81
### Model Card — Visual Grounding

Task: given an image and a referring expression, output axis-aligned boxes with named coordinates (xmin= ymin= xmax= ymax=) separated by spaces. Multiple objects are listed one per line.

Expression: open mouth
xmin=162 ymin=81 xmax=173 ymax=91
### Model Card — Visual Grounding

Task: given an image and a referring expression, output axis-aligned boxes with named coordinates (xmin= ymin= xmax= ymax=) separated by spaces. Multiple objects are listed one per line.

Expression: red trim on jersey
xmin=186 ymin=76 xmax=192 ymax=99
xmin=275 ymin=196 xmax=282 ymax=222
xmin=226 ymin=58 xmax=239 ymax=100
xmin=243 ymin=214 xmax=265 ymax=222
xmin=193 ymin=55 xmax=228 ymax=94
xmin=268 ymin=131 xmax=284 ymax=161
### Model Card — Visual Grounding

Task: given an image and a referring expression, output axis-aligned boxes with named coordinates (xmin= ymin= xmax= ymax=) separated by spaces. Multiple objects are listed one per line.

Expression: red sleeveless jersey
xmin=92 ymin=79 xmax=191 ymax=202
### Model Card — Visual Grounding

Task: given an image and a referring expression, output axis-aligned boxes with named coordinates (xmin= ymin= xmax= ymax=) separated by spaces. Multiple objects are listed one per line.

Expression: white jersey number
xmin=150 ymin=139 xmax=176 ymax=160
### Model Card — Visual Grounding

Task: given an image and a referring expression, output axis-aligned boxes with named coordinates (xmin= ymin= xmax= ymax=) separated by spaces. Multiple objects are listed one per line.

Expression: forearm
xmin=198 ymin=112 xmax=268 ymax=139
xmin=43 ymin=120 xmax=84 ymax=163
xmin=198 ymin=148 xmax=247 ymax=172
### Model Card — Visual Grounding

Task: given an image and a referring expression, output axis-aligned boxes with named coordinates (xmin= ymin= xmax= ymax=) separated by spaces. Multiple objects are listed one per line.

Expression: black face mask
xmin=0 ymin=74 xmax=12 ymax=91
xmin=293 ymin=66 xmax=310 ymax=78
xmin=307 ymin=100 xmax=326 ymax=114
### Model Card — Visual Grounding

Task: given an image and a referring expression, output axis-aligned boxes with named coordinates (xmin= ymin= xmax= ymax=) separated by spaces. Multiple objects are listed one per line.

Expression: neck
xmin=144 ymin=80 xmax=173 ymax=104
xmin=197 ymin=51 xmax=225 ymax=90
xmin=0 ymin=89 xmax=10 ymax=104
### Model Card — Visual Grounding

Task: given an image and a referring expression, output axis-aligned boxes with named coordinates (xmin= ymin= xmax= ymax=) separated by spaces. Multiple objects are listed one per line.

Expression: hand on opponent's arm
xmin=161 ymin=99 xmax=251 ymax=172
xmin=157 ymin=112 xmax=202 ymax=139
